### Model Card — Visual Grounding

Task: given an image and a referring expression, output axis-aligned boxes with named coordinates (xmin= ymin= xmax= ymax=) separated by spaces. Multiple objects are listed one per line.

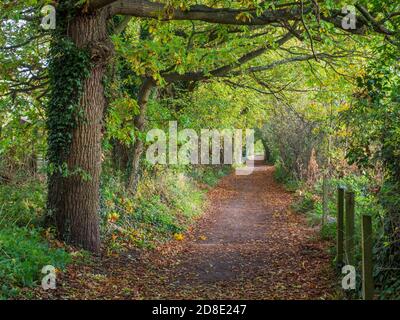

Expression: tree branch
xmin=0 ymin=35 xmax=44 ymax=51
xmin=89 ymin=0 xmax=118 ymax=11
xmin=162 ymin=32 xmax=293 ymax=82
xmin=239 ymin=52 xmax=342 ymax=74
xmin=109 ymin=0 xmax=310 ymax=25
xmin=355 ymin=4 xmax=396 ymax=35
xmin=113 ymin=15 xmax=133 ymax=34
xmin=108 ymin=0 xmax=388 ymax=35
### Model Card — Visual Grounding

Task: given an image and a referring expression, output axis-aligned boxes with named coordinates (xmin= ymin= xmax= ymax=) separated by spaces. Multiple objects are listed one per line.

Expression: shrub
xmin=0 ymin=226 xmax=70 ymax=299
xmin=293 ymin=173 xmax=387 ymax=298
xmin=100 ymin=166 xmax=228 ymax=250
xmin=189 ymin=165 xmax=231 ymax=187
xmin=292 ymin=190 xmax=316 ymax=214
xmin=0 ymin=180 xmax=71 ymax=299
xmin=0 ymin=179 xmax=46 ymax=228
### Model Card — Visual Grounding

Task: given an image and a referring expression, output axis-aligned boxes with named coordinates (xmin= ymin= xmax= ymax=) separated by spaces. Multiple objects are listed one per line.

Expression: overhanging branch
xmin=107 ymin=0 xmax=393 ymax=36
xmin=109 ymin=0 xmax=310 ymax=25
xmin=161 ymin=32 xmax=293 ymax=82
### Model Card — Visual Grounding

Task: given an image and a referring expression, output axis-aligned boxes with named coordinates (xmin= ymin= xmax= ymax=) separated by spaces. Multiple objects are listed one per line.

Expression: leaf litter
xmin=32 ymin=162 xmax=336 ymax=300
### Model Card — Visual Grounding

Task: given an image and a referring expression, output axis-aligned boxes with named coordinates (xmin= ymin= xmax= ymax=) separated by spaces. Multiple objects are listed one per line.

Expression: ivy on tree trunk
xmin=47 ymin=5 xmax=113 ymax=253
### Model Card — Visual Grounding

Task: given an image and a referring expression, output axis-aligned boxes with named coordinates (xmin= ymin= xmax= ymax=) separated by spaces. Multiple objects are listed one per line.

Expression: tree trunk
xmin=261 ymin=140 xmax=270 ymax=163
xmin=47 ymin=9 xmax=113 ymax=253
xmin=111 ymin=139 xmax=130 ymax=172
xmin=125 ymin=78 xmax=154 ymax=192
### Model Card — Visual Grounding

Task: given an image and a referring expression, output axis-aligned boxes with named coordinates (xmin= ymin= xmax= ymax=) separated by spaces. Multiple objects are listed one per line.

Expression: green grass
xmin=135 ymin=195 xmax=184 ymax=234
xmin=189 ymin=165 xmax=231 ymax=187
xmin=0 ymin=179 xmax=46 ymax=228
xmin=0 ymin=165 xmax=229 ymax=296
xmin=292 ymin=174 xmax=387 ymax=298
xmin=0 ymin=226 xmax=70 ymax=299
xmin=273 ymin=159 xmax=301 ymax=191
xmin=0 ymin=180 xmax=71 ymax=299
xmin=100 ymin=167 xmax=228 ymax=250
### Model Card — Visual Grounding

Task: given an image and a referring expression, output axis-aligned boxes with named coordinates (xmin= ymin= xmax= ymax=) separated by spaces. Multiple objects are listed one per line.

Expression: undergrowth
xmin=0 ymin=179 xmax=70 ymax=299
xmin=100 ymin=165 xmax=230 ymax=251
xmin=290 ymin=173 xmax=396 ymax=299
xmin=0 ymin=164 xmax=229 ymax=298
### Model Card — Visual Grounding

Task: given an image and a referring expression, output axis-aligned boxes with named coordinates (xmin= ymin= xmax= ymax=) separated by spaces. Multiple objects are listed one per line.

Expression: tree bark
xmin=109 ymin=0 xmax=377 ymax=35
xmin=111 ymin=139 xmax=130 ymax=172
xmin=125 ymin=78 xmax=154 ymax=192
xmin=261 ymin=140 xmax=270 ymax=163
xmin=47 ymin=9 xmax=113 ymax=253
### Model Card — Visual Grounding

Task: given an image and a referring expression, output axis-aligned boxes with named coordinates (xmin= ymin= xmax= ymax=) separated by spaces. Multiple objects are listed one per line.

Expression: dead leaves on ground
xmin=30 ymin=165 xmax=336 ymax=300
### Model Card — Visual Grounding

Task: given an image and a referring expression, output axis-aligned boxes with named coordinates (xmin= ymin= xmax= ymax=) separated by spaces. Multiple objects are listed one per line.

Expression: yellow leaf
xmin=199 ymin=235 xmax=207 ymax=241
xmin=174 ymin=233 xmax=184 ymax=241
xmin=108 ymin=212 xmax=120 ymax=223
xmin=179 ymin=2 xmax=188 ymax=11
xmin=235 ymin=12 xmax=252 ymax=22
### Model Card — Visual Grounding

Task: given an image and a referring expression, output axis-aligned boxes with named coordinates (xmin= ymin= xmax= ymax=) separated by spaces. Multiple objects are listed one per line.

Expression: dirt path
xmin=37 ymin=161 xmax=336 ymax=300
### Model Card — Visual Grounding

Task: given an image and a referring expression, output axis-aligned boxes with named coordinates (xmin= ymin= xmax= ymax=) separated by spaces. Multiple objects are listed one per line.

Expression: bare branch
xmin=239 ymin=53 xmax=329 ymax=74
xmin=0 ymin=35 xmax=44 ymax=51
xmin=355 ymin=4 xmax=396 ymax=36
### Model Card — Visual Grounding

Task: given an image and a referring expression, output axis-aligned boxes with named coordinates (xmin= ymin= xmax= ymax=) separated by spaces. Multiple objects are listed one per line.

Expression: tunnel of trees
xmin=1 ymin=0 xmax=399 ymax=299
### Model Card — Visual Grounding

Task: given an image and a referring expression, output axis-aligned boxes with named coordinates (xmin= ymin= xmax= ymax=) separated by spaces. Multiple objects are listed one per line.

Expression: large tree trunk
xmin=125 ymin=78 xmax=154 ymax=192
xmin=47 ymin=9 xmax=112 ymax=253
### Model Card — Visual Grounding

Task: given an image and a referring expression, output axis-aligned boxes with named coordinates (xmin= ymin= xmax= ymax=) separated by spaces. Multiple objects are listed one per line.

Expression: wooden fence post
xmin=336 ymin=186 xmax=345 ymax=266
xmin=362 ymin=214 xmax=374 ymax=300
xmin=322 ymin=175 xmax=329 ymax=226
xmin=345 ymin=191 xmax=355 ymax=266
